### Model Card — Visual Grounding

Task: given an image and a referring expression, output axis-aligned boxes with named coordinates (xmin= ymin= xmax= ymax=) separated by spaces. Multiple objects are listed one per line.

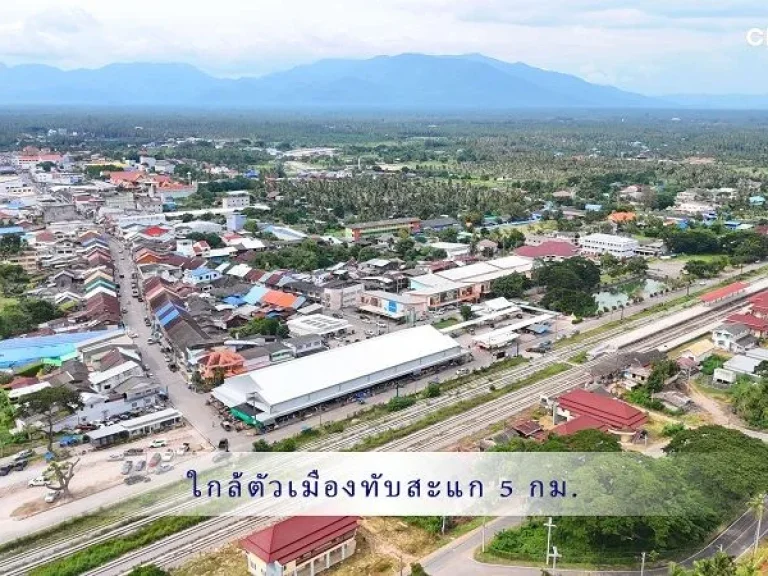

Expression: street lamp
xmin=640 ymin=551 xmax=646 ymax=576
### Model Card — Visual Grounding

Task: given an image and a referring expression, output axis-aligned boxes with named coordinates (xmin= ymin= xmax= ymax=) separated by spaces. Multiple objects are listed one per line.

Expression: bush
xmin=424 ymin=382 xmax=441 ymax=398
xmin=387 ymin=396 xmax=416 ymax=412
xmin=323 ymin=421 xmax=345 ymax=433
xmin=126 ymin=566 xmax=169 ymax=576
xmin=411 ymin=562 xmax=431 ymax=576
xmin=273 ymin=438 xmax=297 ymax=452
xmin=572 ymin=317 xmax=583 ymax=324
xmin=661 ymin=423 xmax=686 ymax=437
xmin=252 ymin=439 xmax=272 ymax=452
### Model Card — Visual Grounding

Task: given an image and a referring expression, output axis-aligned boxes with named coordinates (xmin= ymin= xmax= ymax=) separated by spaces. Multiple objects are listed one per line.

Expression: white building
xmin=579 ymin=233 xmax=639 ymax=258
xmin=213 ymin=325 xmax=466 ymax=424
xmin=182 ymin=267 xmax=222 ymax=285
xmin=286 ymin=314 xmax=352 ymax=337
xmin=222 ymin=190 xmax=251 ymax=210
xmin=88 ymin=360 xmax=144 ymax=394
xmin=322 ymin=282 xmax=364 ymax=310
xmin=428 ymin=242 xmax=471 ymax=260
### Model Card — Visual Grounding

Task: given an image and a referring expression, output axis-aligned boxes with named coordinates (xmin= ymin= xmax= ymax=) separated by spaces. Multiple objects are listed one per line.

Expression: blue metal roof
xmin=155 ymin=302 xmax=176 ymax=319
xmin=243 ymin=285 xmax=268 ymax=305
xmin=0 ymin=330 xmax=120 ymax=368
xmin=159 ymin=308 xmax=180 ymax=327
xmin=223 ymin=295 xmax=245 ymax=306
xmin=188 ymin=267 xmax=214 ymax=278
xmin=0 ymin=226 xmax=25 ymax=236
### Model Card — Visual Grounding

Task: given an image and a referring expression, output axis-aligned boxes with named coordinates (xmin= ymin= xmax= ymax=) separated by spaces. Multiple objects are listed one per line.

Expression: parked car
xmin=129 ymin=331 xmax=139 ymax=339
xmin=331 ymin=312 xmax=344 ymax=319
xmin=456 ymin=368 xmax=471 ymax=376
xmin=176 ymin=443 xmax=190 ymax=456
xmin=44 ymin=489 xmax=60 ymax=503
xmin=161 ymin=450 xmax=174 ymax=462
xmin=13 ymin=460 xmax=28 ymax=471
xmin=149 ymin=439 xmax=167 ymax=448
xmin=157 ymin=463 xmax=174 ymax=474
xmin=144 ymin=318 xmax=151 ymax=326
xmin=134 ymin=460 xmax=146 ymax=472
xmin=148 ymin=452 xmax=162 ymax=468
xmin=108 ymin=453 xmax=124 ymax=461
xmin=220 ymin=421 xmax=233 ymax=432
xmin=13 ymin=449 xmax=34 ymax=461
xmin=0 ymin=464 xmax=11 ymax=476
xmin=124 ymin=447 xmax=144 ymax=456
xmin=376 ymin=321 xmax=387 ymax=328
xmin=124 ymin=475 xmax=150 ymax=485
xmin=28 ymin=476 xmax=50 ymax=487
xmin=121 ymin=461 xmax=133 ymax=475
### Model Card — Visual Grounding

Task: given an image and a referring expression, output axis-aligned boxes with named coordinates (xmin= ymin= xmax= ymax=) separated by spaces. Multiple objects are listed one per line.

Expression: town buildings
xmin=578 ymin=233 xmax=639 ymax=258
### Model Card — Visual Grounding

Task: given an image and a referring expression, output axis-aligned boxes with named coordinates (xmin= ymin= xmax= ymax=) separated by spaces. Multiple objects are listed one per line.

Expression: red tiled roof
xmin=749 ymin=290 xmax=768 ymax=306
xmin=514 ymin=241 xmax=579 ymax=259
xmin=35 ymin=230 xmax=56 ymax=242
xmin=700 ymin=281 xmax=749 ymax=303
xmin=726 ymin=313 xmax=768 ymax=332
xmin=552 ymin=415 xmax=610 ymax=436
xmin=557 ymin=389 xmax=647 ymax=430
xmin=241 ymin=517 xmax=359 ymax=565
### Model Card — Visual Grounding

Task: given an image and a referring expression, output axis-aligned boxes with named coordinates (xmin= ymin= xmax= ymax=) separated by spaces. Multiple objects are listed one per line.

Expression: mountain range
xmin=0 ymin=53 xmax=760 ymax=110
xmin=0 ymin=54 xmax=669 ymax=110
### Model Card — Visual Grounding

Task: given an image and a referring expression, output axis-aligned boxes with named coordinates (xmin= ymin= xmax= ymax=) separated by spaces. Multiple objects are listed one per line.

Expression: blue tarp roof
xmin=188 ymin=267 xmax=214 ymax=278
xmin=0 ymin=330 xmax=120 ymax=368
xmin=527 ymin=324 xmax=550 ymax=334
xmin=223 ymin=295 xmax=245 ymax=306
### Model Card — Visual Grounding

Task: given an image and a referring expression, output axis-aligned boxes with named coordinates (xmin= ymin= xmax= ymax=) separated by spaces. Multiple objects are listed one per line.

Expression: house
xmin=198 ymin=349 xmax=246 ymax=380
xmin=477 ymin=239 xmax=498 ymax=255
xmin=88 ymin=360 xmax=144 ymax=394
xmin=283 ymin=335 xmax=324 ymax=358
xmin=712 ymin=323 xmax=757 ymax=353
xmin=429 ymin=241 xmax=471 ymax=260
xmin=725 ymin=313 xmax=768 ymax=337
xmin=420 ymin=217 xmax=458 ymax=231
xmin=322 ymin=281 xmax=364 ymax=311
xmin=241 ymin=516 xmax=360 ymax=576
xmin=183 ymin=267 xmax=222 ymax=285
xmin=678 ymin=340 xmax=714 ymax=365
xmin=722 ymin=355 xmax=762 ymax=376
xmin=608 ymin=212 xmax=636 ymax=224
xmin=514 ymin=241 xmax=579 ymax=261
xmin=553 ymin=389 xmax=647 ymax=439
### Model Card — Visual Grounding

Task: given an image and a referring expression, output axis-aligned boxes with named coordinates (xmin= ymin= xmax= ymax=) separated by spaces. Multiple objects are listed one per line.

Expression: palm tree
xmin=748 ymin=492 xmax=766 ymax=558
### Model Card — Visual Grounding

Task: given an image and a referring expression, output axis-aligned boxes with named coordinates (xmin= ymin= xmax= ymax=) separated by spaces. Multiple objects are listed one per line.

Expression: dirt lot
xmin=0 ymin=425 xmax=208 ymax=521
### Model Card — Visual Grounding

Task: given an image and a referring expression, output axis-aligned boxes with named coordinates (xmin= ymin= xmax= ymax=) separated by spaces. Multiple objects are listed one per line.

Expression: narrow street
xmin=109 ymin=237 xmax=240 ymax=450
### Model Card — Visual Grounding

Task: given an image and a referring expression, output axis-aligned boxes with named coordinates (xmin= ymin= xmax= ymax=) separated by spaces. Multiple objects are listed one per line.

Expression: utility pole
xmin=551 ymin=546 xmax=561 ymax=572
xmin=640 ymin=551 xmax=646 ymax=576
xmin=544 ymin=517 xmax=556 ymax=565
xmin=482 ymin=518 xmax=487 ymax=552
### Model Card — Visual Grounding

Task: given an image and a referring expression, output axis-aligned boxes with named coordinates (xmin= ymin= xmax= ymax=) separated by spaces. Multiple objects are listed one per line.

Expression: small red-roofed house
xmin=554 ymin=389 xmax=647 ymax=440
xmin=241 ymin=516 xmax=360 ymax=576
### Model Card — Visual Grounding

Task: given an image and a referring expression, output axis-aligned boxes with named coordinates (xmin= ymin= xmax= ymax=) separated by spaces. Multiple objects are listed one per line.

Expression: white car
xmin=157 ymin=463 xmax=174 ymax=474
xmin=28 ymin=476 xmax=50 ymax=488
xmin=161 ymin=450 xmax=175 ymax=462
xmin=129 ymin=332 xmax=139 ymax=339
xmin=149 ymin=439 xmax=167 ymax=448
xmin=365 ymin=330 xmax=376 ymax=337
xmin=360 ymin=317 xmax=372 ymax=323
xmin=44 ymin=489 xmax=60 ymax=503
xmin=108 ymin=453 xmax=124 ymax=461
xmin=376 ymin=321 xmax=387 ymax=328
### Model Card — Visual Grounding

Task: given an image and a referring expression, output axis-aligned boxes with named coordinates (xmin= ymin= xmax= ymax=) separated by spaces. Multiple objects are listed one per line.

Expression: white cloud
xmin=0 ymin=0 xmax=766 ymax=93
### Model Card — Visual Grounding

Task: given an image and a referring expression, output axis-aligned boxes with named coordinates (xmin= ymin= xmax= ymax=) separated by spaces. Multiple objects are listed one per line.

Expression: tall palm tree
xmin=748 ymin=492 xmax=766 ymax=558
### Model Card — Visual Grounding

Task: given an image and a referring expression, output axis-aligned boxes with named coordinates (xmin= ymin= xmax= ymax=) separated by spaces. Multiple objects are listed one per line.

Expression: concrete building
xmin=213 ymin=325 xmax=466 ymax=425
xmin=286 ymin=315 xmax=352 ymax=337
xmin=88 ymin=360 xmax=144 ymax=394
xmin=222 ymin=190 xmax=251 ymax=209
xmin=579 ymin=233 xmax=638 ymax=258
xmin=242 ymin=516 xmax=360 ymax=576
xmin=358 ymin=290 xmax=429 ymax=321
xmin=344 ymin=217 xmax=420 ymax=241
xmin=42 ymin=202 xmax=78 ymax=223
xmin=712 ymin=323 xmax=757 ymax=353
xmin=553 ymin=389 xmax=647 ymax=440
xmin=322 ymin=281 xmax=364 ymax=310
xmin=85 ymin=408 xmax=183 ymax=448
xmin=428 ymin=242 xmax=471 ymax=260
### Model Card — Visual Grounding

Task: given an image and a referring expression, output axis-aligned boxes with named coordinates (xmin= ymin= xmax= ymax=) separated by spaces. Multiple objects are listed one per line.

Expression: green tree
xmin=126 ymin=565 xmax=170 ymax=576
xmin=20 ymin=385 xmax=83 ymax=454
xmin=459 ymin=305 xmax=473 ymax=321
xmin=410 ymin=563 xmax=430 ymax=576
xmin=491 ymin=273 xmax=530 ymax=299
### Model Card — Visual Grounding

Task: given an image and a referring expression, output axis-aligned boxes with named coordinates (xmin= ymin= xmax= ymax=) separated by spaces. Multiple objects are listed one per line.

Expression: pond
xmin=594 ymin=279 xmax=667 ymax=312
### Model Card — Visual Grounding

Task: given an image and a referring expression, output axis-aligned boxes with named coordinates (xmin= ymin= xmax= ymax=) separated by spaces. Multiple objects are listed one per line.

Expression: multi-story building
xmin=344 ymin=217 xmax=420 ymax=241
xmin=1 ymin=250 xmax=38 ymax=274
xmin=579 ymin=233 xmax=638 ymax=259
xmin=222 ymin=190 xmax=251 ymax=209
xmin=322 ymin=281 xmax=364 ymax=310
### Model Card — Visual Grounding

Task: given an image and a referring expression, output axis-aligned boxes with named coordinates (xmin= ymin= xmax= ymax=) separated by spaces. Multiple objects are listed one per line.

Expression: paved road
xmin=110 ymin=237 xmax=239 ymax=450
xmin=421 ymin=498 xmax=768 ymax=576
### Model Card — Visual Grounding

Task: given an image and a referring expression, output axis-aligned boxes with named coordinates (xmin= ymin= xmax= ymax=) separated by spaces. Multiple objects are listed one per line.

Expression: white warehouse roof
xmin=214 ymin=325 xmax=465 ymax=419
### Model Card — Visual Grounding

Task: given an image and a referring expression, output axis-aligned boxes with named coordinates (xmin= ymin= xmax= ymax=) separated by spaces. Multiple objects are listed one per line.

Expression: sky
xmin=2 ymin=0 xmax=768 ymax=95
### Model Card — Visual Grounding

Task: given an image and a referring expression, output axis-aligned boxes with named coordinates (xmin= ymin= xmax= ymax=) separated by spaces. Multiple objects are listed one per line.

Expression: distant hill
xmin=0 ymin=54 xmax=666 ymax=109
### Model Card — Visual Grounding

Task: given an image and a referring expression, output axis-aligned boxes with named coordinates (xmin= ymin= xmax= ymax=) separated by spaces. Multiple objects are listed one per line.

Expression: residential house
xmin=183 ymin=267 xmax=222 ymax=285
xmin=712 ymin=323 xmax=757 ymax=353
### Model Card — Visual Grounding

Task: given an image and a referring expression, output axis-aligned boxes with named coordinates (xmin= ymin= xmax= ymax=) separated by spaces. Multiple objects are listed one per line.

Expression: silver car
xmin=121 ymin=460 xmax=133 ymax=475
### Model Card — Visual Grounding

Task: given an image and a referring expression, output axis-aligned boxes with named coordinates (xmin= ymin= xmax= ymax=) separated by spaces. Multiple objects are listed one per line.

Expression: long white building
xmin=212 ymin=325 xmax=466 ymax=426
xmin=579 ymin=233 xmax=639 ymax=258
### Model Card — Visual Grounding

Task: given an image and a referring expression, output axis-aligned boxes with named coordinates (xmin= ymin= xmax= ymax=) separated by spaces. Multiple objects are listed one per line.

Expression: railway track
xmin=1 ymin=296 xmax=748 ymax=575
